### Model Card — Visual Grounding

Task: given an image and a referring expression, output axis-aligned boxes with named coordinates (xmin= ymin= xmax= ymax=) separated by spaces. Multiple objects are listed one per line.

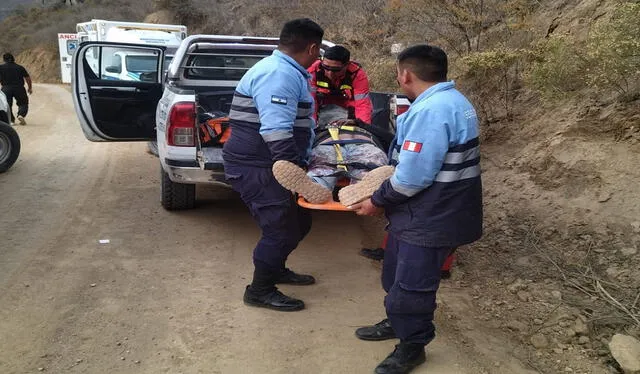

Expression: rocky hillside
xmin=0 ymin=0 xmax=68 ymax=21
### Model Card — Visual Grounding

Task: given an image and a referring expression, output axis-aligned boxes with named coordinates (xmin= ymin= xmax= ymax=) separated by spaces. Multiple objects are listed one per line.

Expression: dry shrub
xmin=455 ymin=48 xmax=529 ymax=122
xmin=526 ymin=2 xmax=640 ymax=102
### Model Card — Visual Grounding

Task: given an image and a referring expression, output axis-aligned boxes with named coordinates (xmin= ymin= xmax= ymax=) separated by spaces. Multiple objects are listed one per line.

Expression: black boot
xmin=374 ymin=343 xmax=426 ymax=374
xmin=360 ymin=247 xmax=385 ymax=261
xmin=355 ymin=318 xmax=396 ymax=341
xmin=276 ymin=268 xmax=316 ymax=285
xmin=243 ymin=285 xmax=305 ymax=312
xmin=245 ymin=266 xmax=305 ymax=311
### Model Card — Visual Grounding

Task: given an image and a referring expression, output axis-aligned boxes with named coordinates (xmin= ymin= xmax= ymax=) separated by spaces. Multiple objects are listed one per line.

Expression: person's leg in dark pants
xmin=385 ymin=238 xmax=452 ymax=344
xmin=354 ymin=233 xmax=399 ymax=341
xmin=374 ymin=235 xmax=452 ymax=374
xmin=14 ymin=86 xmax=29 ymax=124
xmin=249 ymin=194 xmax=314 ymax=288
xmin=361 ymin=234 xmax=456 ymax=279
xmin=381 ymin=233 xmax=400 ymax=293
xmin=225 ymin=164 xmax=314 ymax=312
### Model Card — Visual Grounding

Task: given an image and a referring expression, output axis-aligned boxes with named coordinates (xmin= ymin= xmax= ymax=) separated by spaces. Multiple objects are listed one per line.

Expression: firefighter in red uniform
xmin=308 ymin=45 xmax=373 ymax=124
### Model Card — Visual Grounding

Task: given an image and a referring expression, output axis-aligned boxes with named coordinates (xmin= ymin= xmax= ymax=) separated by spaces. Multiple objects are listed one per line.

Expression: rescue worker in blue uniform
xmin=350 ymin=45 xmax=483 ymax=373
xmin=222 ymin=18 xmax=324 ymax=312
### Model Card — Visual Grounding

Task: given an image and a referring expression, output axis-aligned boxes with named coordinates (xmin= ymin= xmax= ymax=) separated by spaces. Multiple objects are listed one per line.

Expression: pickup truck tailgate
xmin=197 ymin=147 xmax=225 ymax=171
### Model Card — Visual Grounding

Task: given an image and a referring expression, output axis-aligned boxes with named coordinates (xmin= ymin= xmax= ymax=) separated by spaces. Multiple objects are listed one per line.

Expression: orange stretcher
xmin=297 ymin=196 xmax=351 ymax=211
xmin=296 ymin=178 xmax=352 ymax=211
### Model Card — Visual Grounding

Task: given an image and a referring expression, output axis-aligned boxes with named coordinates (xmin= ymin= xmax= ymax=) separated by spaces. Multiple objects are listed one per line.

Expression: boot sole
xmin=276 ymin=279 xmax=316 ymax=286
xmin=338 ymin=165 xmax=395 ymax=207
xmin=374 ymin=354 xmax=426 ymax=374
xmin=355 ymin=332 xmax=397 ymax=341
xmin=243 ymin=299 xmax=305 ymax=312
xmin=359 ymin=252 xmax=384 ymax=261
xmin=272 ymin=160 xmax=333 ymax=204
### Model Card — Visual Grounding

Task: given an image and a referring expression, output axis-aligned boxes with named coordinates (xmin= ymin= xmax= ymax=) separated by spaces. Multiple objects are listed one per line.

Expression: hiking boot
xmin=374 ymin=343 xmax=426 ymax=374
xmin=17 ymin=115 xmax=26 ymax=126
xmin=355 ymin=318 xmax=396 ymax=341
xmin=360 ymin=247 xmax=385 ymax=261
xmin=338 ymin=165 xmax=395 ymax=207
xmin=272 ymin=160 xmax=332 ymax=204
xmin=276 ymin=268 xmax=316 ymax=285
xmin=243 ymin=285 xmax=305 ymax=312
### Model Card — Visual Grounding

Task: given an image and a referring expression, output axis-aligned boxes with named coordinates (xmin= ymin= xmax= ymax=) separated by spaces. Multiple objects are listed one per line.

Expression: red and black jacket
xmin=308 ymin=60 xmax=373 ymax=124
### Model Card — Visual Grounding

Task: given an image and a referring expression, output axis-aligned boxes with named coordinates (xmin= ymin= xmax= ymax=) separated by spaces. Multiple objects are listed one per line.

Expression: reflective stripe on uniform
xmin=294 ymin=118 xmax=314 ymax=128
xmin=390 ymin=177 xmax=418 ymax=197
xmin=354 ymin=93 xmax=369 ymax=100
xmin=443 ymin=145 xmax=480 ymax=164
xmin=261 ymin=129 xmax=293 ymax=142
xmin=434 ymin=164 xmax=481 ymax=183
xmin=296 ymin=103 xmax=313 ymax=118
xmin=229 ymin=109 xmax=260 ymax=123
xmin=434 ymin=138 xmax=481 ymax=183
xmin=231 ymin=94 xmax=255 ymax=108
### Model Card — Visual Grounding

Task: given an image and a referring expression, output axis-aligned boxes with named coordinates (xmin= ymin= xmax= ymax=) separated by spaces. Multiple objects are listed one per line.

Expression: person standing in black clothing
xmin=0 ymin=53 xmax=32 ymax=126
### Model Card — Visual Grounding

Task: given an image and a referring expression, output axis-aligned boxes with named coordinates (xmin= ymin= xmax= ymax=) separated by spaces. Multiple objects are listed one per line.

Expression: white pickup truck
xmin=72 ymin=35 xmax=409 ymax=210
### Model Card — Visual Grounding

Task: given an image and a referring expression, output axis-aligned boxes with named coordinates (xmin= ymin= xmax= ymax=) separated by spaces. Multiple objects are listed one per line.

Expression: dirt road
xmin=0 ymin=84 xmax=537 ymax=374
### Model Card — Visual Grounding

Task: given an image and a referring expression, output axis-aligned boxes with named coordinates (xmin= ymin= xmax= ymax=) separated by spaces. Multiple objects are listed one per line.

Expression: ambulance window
xmin=99 ymin=46 xmax=160 ymax=82
xmin=126 ymin=55 xmax=158 ymax=73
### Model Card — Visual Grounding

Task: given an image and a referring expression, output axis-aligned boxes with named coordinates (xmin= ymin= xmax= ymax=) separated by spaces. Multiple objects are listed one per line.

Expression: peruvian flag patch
xmin=402 ymin=140 xmax=423 ymax=153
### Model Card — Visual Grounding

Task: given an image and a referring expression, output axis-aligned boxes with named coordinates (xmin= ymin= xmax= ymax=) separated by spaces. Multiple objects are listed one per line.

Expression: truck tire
xmin=146 ymin=140 xmax=159 ymax=157
xmin=161 ymin=167 xmax=196 ymax=210
xmin=0 ymin=120 xmax=20 ymax=173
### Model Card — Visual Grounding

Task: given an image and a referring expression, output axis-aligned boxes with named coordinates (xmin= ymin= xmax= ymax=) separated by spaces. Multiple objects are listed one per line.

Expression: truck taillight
xmin=167 ymin=102 xmax=196 ymax=147
xmin=396 ymin=104 xmax=410 ymax=115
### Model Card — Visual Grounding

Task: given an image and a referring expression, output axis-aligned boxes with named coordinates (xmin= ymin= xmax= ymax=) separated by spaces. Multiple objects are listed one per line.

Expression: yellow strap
xmin=340 ymin=84 xmax=352 ymax=90
xmin=327 ymin=127 xmax=348 ymax=171
xmin=317 ymin=81 xmax=329 ymax=88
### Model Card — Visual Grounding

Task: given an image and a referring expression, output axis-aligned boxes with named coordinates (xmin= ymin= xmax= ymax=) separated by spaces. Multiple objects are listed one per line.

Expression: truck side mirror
xmin=105 ymin=65 xmax=121 ymax=74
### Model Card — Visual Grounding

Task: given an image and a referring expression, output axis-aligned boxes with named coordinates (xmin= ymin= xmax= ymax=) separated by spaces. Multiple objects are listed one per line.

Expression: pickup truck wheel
xmin=146 ymin=140 xmax=159 ymax=157
xmin=0 ymin=120 xmax=20 ymax=173
xmin=161 ymin=167 xmax=196 ymax=210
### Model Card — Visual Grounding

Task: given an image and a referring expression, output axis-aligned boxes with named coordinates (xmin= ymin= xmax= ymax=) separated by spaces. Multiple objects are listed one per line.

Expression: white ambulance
xmin=72 ymin=19 xmax=187 ymax=82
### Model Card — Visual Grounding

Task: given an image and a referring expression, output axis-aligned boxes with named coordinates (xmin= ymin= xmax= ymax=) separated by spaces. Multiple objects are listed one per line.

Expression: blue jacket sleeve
xmin=372 ymin=108 xmax=450 ymax=207
xmin=252 ymin=70 xmax=303 ymax=164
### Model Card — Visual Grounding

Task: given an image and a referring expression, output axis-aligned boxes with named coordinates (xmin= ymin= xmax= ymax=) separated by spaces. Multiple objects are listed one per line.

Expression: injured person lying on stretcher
xmin=273 ymin=105 xmax=396 ymax=206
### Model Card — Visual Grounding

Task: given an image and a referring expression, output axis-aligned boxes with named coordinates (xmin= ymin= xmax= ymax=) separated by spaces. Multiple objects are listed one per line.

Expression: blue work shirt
xmin=372 ymin=81 xmax=483 ymax=247
xmin=223 ymin=50 xmax=316 ymax=167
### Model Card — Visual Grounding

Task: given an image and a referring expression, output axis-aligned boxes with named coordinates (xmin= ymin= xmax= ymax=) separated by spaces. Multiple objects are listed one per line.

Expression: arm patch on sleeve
xmin=271 ymin=95 xmax=288 ymax=105
xmin=402 ymin=140 xmax=423 ymax=153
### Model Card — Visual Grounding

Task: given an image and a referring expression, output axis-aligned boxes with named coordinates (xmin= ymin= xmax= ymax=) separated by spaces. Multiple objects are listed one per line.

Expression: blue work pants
xmin=382 ymin=233 xmax=453 ymax=345
xmin=225 ymin=163 xmax=312 ymax=290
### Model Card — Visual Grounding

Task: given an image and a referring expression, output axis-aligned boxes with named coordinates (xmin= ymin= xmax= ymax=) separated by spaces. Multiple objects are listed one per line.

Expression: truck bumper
xmin=164 ymin=159 xmax=230 ymax=187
